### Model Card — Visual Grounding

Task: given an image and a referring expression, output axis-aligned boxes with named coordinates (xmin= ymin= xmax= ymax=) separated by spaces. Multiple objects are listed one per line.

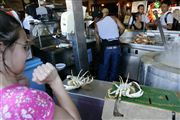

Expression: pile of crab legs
xmin=64 ymin=70 xmax=94 ymax=91
xmin=63 ymin=70 xmax=144 ymax=99
xmin=107 ymin=73 xmax=144 ymax=99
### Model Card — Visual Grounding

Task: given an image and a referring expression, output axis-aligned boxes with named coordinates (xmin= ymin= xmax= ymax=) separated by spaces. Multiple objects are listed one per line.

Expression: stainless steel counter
xmin=119 ymin=43 xmax=164 ymax=81
xmin=63 ymin=79 xmax=112 ymax=120
xmin=121 ymin=42 xmax=164 ymax=51
xmin=64 ymin=79 xmax=112 ymax=100
xmin=63 ymin=79 xmax=180 ymax=120
xmin=119 ymin=31 xmax=167 ymax=81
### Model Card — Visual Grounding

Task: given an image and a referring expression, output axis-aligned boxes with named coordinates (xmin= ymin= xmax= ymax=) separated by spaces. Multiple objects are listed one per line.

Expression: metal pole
xmin=65 ymin=0 xmax=89 ymax=73
xmin=154 ymin=11 xmax=166 ymax=45
xmin=37 ymin=23 xmax=42 ymax=48
xmin=143 ymin=0 xmax=148 ymax=33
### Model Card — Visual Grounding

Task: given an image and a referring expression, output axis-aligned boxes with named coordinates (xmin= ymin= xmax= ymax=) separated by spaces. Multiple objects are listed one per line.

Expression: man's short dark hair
xmin=138 ymin=4 xmax=144 ymax=9
xmin=161 ymin=0 xmax=171 ymax=6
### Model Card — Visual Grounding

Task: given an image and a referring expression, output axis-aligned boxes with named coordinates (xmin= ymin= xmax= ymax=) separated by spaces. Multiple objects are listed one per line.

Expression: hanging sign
xmin=131 ymin=1 xmax=148 ymax=13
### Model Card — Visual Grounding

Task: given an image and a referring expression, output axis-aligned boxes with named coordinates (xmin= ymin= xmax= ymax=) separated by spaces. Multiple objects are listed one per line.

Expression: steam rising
xmin=155 ymin=40 xmax=180 ymax=69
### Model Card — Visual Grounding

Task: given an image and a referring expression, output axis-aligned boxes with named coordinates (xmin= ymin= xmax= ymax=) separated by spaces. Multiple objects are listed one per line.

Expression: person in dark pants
xmin=95 ymin=8 xmax=125 ymax=82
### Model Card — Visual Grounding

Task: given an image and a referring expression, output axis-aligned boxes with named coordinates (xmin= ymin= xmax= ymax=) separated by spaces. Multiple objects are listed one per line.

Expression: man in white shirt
xmin=159 ymin=1 xmax=173 ymax=31
xmin=23 ymin=6 xmax=39 ymax=34
xmin=95 ymin=8 xmax=125 ymax=82
xmin=128 ymin=4 xmax=150 ymax=29
xmin=23 ymin=13 xmax=35 ymax=32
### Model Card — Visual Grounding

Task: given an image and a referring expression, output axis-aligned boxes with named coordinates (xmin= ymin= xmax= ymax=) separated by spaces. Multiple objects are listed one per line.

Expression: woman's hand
xmin=32 ymin=63 xmax=60 ymax=85
xmin=32 ymin=63 xmax=81 ymax=120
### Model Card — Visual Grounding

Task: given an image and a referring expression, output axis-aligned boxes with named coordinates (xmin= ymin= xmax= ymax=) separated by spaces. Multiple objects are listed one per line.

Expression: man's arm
xmin=163 ymin=13 xmax=173 ymax=30
xmin=94 ymin=23 xmax=101 ymax=52
xmin=144 ymin=15 xmax=150 ymax=30
xmin=162 ymin=23 xmax=173 ymax=30
xmin=128 ymin=16 xmax=133 ymax=29
xmin=111 ymin=16 xmax=125 ymax=35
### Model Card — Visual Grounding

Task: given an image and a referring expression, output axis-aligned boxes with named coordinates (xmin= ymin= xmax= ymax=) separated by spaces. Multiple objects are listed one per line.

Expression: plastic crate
xmin=24 ymin=57 xmax=46 ymax=91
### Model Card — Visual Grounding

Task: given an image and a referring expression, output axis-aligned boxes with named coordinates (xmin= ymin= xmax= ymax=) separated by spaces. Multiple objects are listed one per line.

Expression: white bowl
xmin=55 ymin=63 xmax=66 ymax=71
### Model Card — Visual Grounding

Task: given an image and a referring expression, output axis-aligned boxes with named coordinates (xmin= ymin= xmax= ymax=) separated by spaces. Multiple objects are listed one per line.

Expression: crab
xmin=64 ymin=70 xmax=94 ymax=90
xmin=108 ymin=74 xmax=144 ymax=99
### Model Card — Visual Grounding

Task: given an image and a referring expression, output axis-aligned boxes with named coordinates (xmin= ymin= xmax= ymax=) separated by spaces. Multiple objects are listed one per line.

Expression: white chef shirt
xmin=159 ymin=11 xmax=173 ymax=31
xmin=96 ymin=16 xmax=119 ymax=40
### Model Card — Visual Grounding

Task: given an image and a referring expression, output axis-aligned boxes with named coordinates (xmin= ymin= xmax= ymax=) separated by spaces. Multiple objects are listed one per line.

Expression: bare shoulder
xmin=110 ymin=16 xmax=121 ymax=23
xmin=53 ymin=105 xmax=74 ymax=120
xmin=110 ymin=15 xmax=118 ymax=20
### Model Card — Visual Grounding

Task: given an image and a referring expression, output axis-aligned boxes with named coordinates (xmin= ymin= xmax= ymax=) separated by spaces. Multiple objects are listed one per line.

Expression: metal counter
xmin=119 ymin=31 xmax=167 ymax=81
xmin=64 ymin=79 xmax=180 ymax=120
xmin=63 ymin=79 xmax=112 ymax=120
xmin=119 ymin=42 xmax=164 ymax=81
xmin=64 ymin=79 xmax=112 ymax=100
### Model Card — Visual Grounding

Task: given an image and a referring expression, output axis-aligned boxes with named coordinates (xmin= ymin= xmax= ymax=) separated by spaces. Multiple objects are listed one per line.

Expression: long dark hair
xmin=133 ymin=12 xmax=141 ymax=21
xmin=0 ymin=10 xmax=21 ymax=74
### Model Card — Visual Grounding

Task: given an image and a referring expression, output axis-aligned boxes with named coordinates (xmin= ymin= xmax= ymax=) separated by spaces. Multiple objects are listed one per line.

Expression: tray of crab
xmin=107 ymin=82 xmax=180 ymax=113
xmin=63 ymin=70 xmax=94 ymax=91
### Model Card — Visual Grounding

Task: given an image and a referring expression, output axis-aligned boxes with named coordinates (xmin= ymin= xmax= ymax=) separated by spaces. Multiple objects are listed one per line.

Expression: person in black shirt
xmin=131 ymin=12 xmax=146 ymax=30
xmin=25 ymin=0 xmax=39 ymax=19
